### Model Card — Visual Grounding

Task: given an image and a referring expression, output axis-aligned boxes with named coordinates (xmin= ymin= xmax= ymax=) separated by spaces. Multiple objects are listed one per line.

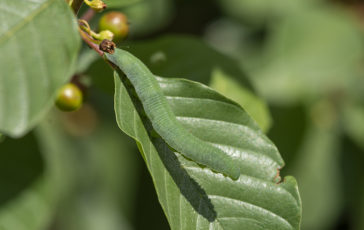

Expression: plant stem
xmin=70 ymin=0 xmax=84 ymax=14
xmin=81 ymin=8 xmax=96 ymax=21
xmin=78 ymin=28 xmax=104 ymax=56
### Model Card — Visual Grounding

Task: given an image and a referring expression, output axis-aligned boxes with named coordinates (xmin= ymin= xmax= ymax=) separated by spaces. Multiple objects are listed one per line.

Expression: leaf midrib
xmin=0 ymin=0 xmax=57 ymax=45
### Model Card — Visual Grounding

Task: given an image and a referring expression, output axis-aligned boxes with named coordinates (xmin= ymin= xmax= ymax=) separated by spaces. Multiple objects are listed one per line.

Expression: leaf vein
xmin=209 ymin=195 xmax=293 ymax=229
xmin=0 ymin=0 xmax=57 ymax=45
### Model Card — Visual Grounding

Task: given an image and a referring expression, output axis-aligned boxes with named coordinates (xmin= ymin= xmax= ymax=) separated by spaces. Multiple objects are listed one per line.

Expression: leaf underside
xmin=0 ymin=0 xmax=80 ymax=137
xmin=114 ymin=72 xmax=302 ymax=230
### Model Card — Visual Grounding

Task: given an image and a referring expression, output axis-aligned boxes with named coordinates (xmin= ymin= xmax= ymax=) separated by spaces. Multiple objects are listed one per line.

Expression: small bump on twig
xmin=99 ymin=39 xmax=116 ymax=54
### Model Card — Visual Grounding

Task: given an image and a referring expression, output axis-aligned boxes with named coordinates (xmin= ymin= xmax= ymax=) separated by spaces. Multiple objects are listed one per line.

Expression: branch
xmin=78 ymin=28 xmax=104 ymax=56
xmin=80 ymin=8 xmax=96 ymax=21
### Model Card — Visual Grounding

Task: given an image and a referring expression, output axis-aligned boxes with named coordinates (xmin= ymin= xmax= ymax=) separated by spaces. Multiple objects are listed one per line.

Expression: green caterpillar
xmin=105 ymin=48 xmax=240 ymax=180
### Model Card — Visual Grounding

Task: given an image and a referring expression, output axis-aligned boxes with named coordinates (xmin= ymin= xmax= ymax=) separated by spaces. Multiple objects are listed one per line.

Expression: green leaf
xmin=216 ymin=0 xmax=307 ymax=26
xmin=216 ymin=0 xmax=327 ymax=27
xmin=0 ymin=134 xmax=43 ymax=205
xmin=252 ymin=7 xmax=364 ymax=104
xmin=0 ymin=0 xmax=80 ymax=137
xmin=125 ymin=36 xmax=271 ymax=133
xmin=103 ymin=0 xmax=141 ymax=8
xmin=49 ymin=93 xmax=140 ymax=230
xmin=107 ymin=48 xmax=242 ymax=179
xmin=289 ymin=122 xmax=342 ymax=230
xmin=209 ymin=68 xmax=271 ymax=133
xmin=127 ymin=35 xmax=252 ymax=87
xmin=342 ymin=102 xmax=364 ymax=150
xmin=342 ymin=137 xmax=364 ymax=230
xmin=86 ymin=35 xmax=252 ymax=96
xmin=55 ymin=130 xmax=138 ymax=230
xmin=0 ymin=178 xmax=57 ymax=230
xmin=122 ymin=0 xmax=174 ymax=37
xmin=0 ymin=114 xmax=79 ymax=230
xmin=0 ymin=134 xmax=51 ymax=230
xmin=76 ymin=48 xmax=99 ymax=74
xmin=114 ymin=71 xmax=301 ymax=229
xmin=357 ymin=190 xmax=364 ymax=230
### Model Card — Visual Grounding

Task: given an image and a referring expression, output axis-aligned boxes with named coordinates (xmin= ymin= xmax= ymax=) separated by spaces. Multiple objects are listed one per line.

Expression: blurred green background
xmin=1 ymin=0 xmax=364 ymax=229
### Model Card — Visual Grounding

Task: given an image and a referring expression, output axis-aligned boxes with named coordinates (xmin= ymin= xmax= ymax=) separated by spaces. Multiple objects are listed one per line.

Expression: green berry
xmin=99 ymin=12 xmax=129 ymax=42
xmin=55 ymin=83 xmax=83 ymax=112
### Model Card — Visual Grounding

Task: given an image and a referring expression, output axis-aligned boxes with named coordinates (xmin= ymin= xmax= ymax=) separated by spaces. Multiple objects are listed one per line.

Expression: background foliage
xmin=1 ymin=0 xmax=364 ymax=229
